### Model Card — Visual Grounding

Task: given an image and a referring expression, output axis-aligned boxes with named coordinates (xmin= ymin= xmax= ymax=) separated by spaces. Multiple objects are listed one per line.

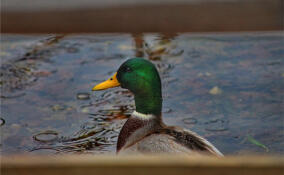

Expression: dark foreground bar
xmin=2 ymin=155 xmax=284 ymax=175
xmin=1 ymin=0 xmax=283 ymax=33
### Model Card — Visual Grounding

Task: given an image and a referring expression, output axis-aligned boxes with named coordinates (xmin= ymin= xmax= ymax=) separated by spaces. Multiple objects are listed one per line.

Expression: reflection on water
xmin=33 ymin=130 xmax=59 ymax=143
xmin=76 ymin=92 xmax=90 ymax=100
xmin=204 ymin=118 xmax=229 ymax=132
xmin=0 ymin=118 xmax=5 ymax=126
xmin=1 ymin=33 xmax=283 ymax=155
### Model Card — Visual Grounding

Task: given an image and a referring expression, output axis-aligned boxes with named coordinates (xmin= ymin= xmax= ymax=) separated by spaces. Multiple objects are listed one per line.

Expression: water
xmin=1 ymin=33 xmax=283 ymax=155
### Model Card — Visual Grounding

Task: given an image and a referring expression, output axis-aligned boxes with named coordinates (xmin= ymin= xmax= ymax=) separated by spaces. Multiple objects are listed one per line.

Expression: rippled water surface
xmin=1 ymin=33 xmax=283 ymax=155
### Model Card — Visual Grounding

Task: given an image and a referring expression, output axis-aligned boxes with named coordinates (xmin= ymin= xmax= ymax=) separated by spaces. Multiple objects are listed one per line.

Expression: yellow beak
xmin=92 ymin=72 xmax=120 ymax=91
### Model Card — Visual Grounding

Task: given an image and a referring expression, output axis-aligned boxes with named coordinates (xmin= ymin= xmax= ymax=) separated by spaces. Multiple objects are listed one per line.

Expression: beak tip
xmin=92 ymin=86 xmax=98 ymax=91
xmin=92 ymin=87 xmax=98 ymax=91
xmin=91 ymin=72 xmax=120 ymax=92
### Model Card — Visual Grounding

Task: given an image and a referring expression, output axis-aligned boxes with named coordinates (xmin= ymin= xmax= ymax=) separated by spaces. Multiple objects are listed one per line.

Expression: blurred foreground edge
xmin=1 ymin=155 xmax=284 ymax=175
xmin=1 ymin=0 xmax=283 ymax=33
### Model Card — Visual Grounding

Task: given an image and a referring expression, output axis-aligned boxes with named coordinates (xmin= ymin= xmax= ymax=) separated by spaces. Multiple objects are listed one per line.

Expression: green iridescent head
xmin=117 ymin=58 xmax=161 ymax=95
xmin=93 ymin=58 xmax=162 ymax=116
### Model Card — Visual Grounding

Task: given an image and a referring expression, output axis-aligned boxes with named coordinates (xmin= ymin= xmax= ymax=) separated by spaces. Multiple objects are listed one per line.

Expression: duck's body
xmin=117 ymin=111 xmax=222 ymax=156
xmin=93 ymin=58 xmax=223 ymax=156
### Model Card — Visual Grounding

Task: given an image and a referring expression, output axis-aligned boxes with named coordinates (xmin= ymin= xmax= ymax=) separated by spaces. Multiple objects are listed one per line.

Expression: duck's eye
xmin=125 ymin=67 xmax=132 ymax=72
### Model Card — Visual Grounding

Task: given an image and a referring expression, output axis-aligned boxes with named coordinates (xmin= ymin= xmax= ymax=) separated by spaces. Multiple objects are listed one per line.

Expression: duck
xmin=92 ymin=58 xmax=223 ymax=156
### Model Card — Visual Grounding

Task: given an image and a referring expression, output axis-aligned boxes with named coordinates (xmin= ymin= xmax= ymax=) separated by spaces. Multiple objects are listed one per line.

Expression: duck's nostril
xmin=110 ymin=78 xmax=113 ymax=80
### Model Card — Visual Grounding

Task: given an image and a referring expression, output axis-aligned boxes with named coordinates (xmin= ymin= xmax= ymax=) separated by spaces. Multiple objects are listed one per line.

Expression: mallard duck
xmin=92 ymin=58 xmax=223 ymax=156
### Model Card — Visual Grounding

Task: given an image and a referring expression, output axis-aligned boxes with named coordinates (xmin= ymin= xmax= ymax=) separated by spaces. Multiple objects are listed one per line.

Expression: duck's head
xmin=92 ymin=58 xmax=162 ymax=116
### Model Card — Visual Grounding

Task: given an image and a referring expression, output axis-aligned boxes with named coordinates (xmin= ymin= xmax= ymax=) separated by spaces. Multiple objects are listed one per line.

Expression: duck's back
xmin=119 ymin=127 xmax=223 ymax=156
xmin=119 ymin=133 xmax=193 ymax=155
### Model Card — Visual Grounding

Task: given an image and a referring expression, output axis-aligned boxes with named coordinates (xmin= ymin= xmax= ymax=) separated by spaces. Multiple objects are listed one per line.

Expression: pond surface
xmin=1 ymin=33 xmax=283 ymax=155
